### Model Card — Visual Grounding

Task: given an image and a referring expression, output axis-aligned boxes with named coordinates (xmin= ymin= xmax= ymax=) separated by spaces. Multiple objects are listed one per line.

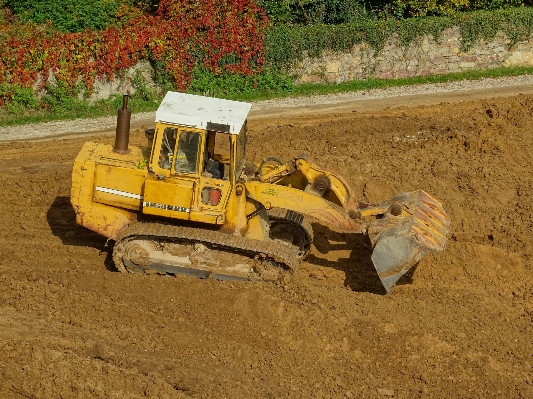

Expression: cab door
xmin=194 ymin=131 xmax=233 ymax=222
xmin=143 ymin=126 xmax=204 ymax=220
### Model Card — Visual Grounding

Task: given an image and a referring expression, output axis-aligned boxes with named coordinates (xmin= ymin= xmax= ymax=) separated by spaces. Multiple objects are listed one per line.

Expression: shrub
xmin=7 ymin=0 xmax=125 ymax=32
xmin=383 ymin=0 xmax=525 ymax=18
xmin=187 ymin=67 xmax=293 ymax=98
xmin=258 ymin=0 xmax=370 ymax=25
xmin=40 ymin=81 xmax=88 ymax=114
xmin=0 ymin=84 xmax=39 ymax=112
xmin=131 ymin=69 xmax=160 ymax=103
xmin=0 ymin=0 xmax=268 ymax=105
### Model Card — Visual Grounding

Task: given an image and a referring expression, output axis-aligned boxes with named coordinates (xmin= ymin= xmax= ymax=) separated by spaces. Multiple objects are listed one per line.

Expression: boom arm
xmin=244 ymin=181 xmax=366 ymax=233
xmin=256 ymin=156 xmax=392 ymax=219
xmin=248 ymin=155 xmax=451 ymax=292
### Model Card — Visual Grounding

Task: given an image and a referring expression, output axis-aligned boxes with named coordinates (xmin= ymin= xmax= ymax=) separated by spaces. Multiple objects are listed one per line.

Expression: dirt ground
xmin=1 ymin=93 xmax=533 ymax=399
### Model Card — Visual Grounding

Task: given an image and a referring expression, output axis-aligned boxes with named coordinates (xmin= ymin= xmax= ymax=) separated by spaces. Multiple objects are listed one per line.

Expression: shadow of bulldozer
xmin=46 ymin=196 xmax=116 ymax=271
xmin=307 ymin=224 xmax=418 ymax=295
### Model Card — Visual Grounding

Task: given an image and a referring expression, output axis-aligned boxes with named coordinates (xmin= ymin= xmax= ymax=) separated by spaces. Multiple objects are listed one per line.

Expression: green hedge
xmin=257 ymin=0 xmax=527 ymax=22
xmin=7 ymin=0 xmax=124 ymax=32
xmin=257 ymin=0 xmax=370 ymax=25
xmin=265 ymin=7 xmax=533 ymax=70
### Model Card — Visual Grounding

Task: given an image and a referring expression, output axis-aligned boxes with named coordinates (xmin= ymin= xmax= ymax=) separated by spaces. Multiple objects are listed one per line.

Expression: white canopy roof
xmin=155 ymin=92 xmax=252 ymax=135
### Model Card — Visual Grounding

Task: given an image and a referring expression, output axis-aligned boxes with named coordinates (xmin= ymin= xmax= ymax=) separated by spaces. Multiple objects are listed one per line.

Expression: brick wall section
xmin=292 ymin=27 xmax=533 ymax=84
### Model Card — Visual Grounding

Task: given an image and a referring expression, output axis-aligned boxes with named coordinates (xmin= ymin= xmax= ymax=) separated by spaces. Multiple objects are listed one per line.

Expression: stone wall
xmin=34 ymin=60 xmax=154 ymax=102
xmin=85 ymin=26 xmax=533 ymax=99
xmin=89 ymin=60 xmax=154 ymax=101
xmin=291 ymin=27 xmax=533 ymax=84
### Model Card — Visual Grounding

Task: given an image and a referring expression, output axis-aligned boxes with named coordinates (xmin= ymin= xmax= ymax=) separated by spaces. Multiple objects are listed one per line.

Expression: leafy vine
xmin=0 ymin=0 xmax=267 ymax=106
xmin=265 ymin=7 xmax=533 ymax=70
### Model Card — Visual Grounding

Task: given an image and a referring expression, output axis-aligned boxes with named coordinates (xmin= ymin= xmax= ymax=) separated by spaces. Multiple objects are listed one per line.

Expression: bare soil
xmin=1 ymin=93 xmax=533 ymax=398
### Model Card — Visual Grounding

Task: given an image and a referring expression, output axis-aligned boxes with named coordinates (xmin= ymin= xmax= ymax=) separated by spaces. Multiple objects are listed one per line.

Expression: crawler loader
xmin=71 ymin=92 xmax=450 ymax=292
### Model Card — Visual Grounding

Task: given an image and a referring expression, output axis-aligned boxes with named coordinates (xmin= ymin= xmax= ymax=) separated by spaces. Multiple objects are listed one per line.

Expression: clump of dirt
xmin=1 ymin=96 xmax=533 ymax=398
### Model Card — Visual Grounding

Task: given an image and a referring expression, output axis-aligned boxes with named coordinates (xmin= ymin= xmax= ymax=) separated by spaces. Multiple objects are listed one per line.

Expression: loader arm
xmin=259 ymin=156 xmax=388 ymax=217
xmin=253 ymin=155 xmax=451 ymax=292
xmin=244 ymin=181 xmax=366 ymax=233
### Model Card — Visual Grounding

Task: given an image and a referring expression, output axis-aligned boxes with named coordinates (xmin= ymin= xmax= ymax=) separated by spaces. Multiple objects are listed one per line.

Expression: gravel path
xmin=2 ymin=74 xmax=533 ymax=141
xmin=251 ymin=74 xmax=533 ymax=110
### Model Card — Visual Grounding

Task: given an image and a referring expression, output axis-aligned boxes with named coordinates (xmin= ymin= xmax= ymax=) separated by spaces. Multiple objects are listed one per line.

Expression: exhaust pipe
xmin=113 ymin=94 xmax=131 ymax=154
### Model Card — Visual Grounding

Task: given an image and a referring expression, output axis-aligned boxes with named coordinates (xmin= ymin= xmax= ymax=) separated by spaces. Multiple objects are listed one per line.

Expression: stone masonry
xmin=291 ymin=27 xmax=533 ymax=84
xmin=84 ymin=26 xmax=533 ymax=99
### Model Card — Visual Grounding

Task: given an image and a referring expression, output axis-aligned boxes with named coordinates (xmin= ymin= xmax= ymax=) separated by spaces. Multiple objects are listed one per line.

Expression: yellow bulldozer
xmin=71 ymin=92 xmax=450 ymax=292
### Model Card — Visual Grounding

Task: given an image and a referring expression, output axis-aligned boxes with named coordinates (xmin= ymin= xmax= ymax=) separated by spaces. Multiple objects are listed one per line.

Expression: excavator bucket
xmin=368 ymin=190 xmax=451 ymax=293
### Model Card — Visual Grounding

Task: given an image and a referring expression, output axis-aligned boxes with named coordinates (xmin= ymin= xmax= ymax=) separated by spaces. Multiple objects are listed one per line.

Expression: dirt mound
xmin=1 ymin=96 xmax=533 ymax=398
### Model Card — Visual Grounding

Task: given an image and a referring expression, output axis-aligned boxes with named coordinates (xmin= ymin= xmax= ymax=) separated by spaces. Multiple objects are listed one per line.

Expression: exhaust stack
xmin=113 ymin=94 xmax=131 ymax=154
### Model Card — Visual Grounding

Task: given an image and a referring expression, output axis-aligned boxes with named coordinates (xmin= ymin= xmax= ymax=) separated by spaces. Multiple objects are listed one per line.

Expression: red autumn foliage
xmin=0 ymin=0 xmax=267 ymax=105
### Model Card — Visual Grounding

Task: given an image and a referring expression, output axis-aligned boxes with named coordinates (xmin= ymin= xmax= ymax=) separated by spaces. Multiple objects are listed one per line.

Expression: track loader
xmin=71 ymin=92 xmax=451 ymax=292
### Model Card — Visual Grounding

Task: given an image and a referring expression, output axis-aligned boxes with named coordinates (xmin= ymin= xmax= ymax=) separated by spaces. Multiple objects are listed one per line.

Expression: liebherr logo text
xmin=143 ymin=202 xmax=190 ymax=213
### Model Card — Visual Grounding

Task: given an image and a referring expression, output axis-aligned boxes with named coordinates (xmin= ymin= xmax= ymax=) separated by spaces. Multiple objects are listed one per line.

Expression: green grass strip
xmin=1 ymin=65 xmax=533 ymax=128
xmin=224 ymin=65 xmax=533 ymax=101
xmin=279 ymin=66 xmax=533 ymax=99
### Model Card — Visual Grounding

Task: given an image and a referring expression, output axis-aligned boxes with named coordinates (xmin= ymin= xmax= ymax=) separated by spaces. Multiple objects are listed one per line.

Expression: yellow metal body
xmin=71 ymin=120 xmax=447 ymax=256
xmin=70 ymin=90 xmax=451 ymax=294
xmin=71 ymin=113 xmax=362 ymax=243
xmin=71 ymin=142 xmax=145 ymax=239
xmin=71 ymin=121 xmax=260 ymax=239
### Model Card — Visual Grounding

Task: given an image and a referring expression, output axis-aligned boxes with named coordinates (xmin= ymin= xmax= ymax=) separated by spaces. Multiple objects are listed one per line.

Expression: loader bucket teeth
xmin=369 ymin=190 xmax=451 ymax=293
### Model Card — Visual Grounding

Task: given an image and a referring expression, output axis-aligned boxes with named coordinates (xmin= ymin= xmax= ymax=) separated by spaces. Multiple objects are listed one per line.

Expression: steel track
xmin=112 ymin=209 xmax=313 ymax=281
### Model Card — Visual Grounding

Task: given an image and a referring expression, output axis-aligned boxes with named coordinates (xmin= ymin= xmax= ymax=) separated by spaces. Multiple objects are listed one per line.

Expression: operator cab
xmin=143 ymin=92 xmax=251 ymax=225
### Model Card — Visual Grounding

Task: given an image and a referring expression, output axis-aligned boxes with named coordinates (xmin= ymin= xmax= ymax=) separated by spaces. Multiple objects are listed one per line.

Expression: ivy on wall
xmin=6 ymin=0 xmax=126 ymax=32
xmin=0 ymin=0 xmax=267 ymax=105
xmin=265 ymin=7 xmax=533 ymax=70
xmin=2 ymin=3 xmax=533 ymax=109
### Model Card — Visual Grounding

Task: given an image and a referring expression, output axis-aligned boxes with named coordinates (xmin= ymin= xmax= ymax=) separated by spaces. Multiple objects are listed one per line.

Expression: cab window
xmin=204 ymin=131 xmax=231 ymax=180
xmin=175 ymin=131 xmax=201 ymax=174
xmin=158 ymin=127 xmax=177 ymax=170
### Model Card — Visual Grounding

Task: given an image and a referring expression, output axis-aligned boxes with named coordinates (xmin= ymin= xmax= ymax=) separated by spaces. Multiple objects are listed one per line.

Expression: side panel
xmin=93 ymin=164 xmax=146 ymax=210
xmin=71 ymin=143 xmax=138 ymax=239
xmin=143 ymin=177 xmax=194 ymax=219
xmin=196 ymin=176 xmax=231 ymax=211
